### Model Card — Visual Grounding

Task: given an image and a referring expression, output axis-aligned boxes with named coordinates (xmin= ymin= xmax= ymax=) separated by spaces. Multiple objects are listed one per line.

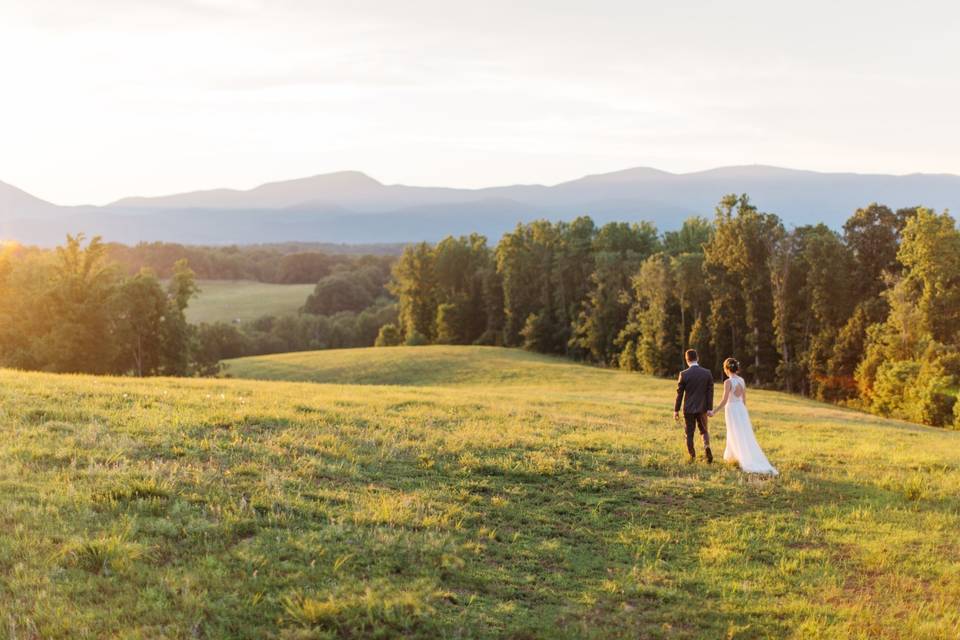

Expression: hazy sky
xmin=1 ymin=0 xmax=958 ymax=205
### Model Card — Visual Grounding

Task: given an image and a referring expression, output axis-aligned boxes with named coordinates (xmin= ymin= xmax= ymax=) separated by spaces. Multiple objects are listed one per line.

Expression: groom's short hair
xmin=685 ymin=349 xmax=698 ymax=362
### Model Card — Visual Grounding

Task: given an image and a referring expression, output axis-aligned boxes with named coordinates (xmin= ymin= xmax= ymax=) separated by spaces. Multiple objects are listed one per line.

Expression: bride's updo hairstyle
xmin=724 ymin=358 xmax=740 ymax=374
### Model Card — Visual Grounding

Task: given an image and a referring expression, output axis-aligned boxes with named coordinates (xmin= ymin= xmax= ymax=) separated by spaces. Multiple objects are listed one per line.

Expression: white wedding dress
xmin=723 ymin=376 xmax=778 ymax=475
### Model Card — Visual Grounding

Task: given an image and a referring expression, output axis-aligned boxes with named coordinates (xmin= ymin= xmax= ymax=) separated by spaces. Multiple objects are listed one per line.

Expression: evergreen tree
xmin=432 ymin=234 xmax=491 ymax=344
xmin=621 ymin=253 xmax=680 ymax=376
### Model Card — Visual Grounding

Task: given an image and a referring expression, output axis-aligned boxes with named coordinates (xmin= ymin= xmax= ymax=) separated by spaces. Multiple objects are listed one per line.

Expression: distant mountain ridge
xmin=2 ymin=165 xmax=959 ymax=246
xmin=0 ymin=179 xmax=64 ymax=219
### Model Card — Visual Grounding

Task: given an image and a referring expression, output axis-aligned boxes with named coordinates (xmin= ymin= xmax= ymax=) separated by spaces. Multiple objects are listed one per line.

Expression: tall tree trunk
xmin=136 ymin=333 xmax=143 ymax=378
xmin=679 ymin=300 xmax=686 ymax=368
xmin=754 ymin=325 xmax=761 ymax=385
xmin=780 ymin=337 xmax=791 ymax=393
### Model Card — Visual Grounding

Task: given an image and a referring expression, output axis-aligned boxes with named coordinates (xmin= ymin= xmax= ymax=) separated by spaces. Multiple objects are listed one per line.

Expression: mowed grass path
xmin=1 ymin=347 xmax=957 ymax=638
xmin=184 ymin=280 xmax=315 ymax=324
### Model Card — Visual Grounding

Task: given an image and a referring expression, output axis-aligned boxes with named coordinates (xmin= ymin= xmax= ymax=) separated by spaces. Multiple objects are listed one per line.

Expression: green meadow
xmin=1 ymin=346 xmax=958 ymax=638
xmin=184 ymin=280 xmax=316 ymax=324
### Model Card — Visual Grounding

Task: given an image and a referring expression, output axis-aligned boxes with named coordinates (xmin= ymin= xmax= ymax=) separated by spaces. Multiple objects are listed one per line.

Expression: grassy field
xmin=184 ymin=280 xmax=315 ymax=324
xmin=1 ymin=346 xmax=958 ymax=638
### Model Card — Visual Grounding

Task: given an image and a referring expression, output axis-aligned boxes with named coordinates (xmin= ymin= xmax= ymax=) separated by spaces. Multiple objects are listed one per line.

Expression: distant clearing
xmin=185 ymin=279 xmax=315 ymax=323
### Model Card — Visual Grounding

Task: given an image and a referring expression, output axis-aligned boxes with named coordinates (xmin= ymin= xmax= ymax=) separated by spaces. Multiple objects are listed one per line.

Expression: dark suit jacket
xmin=675 ymin=365 xmax=714 ymax=414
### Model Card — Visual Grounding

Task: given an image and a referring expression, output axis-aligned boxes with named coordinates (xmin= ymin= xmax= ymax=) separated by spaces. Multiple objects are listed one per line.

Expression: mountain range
xmin=2 ymin=165 xmax=959 ymax=246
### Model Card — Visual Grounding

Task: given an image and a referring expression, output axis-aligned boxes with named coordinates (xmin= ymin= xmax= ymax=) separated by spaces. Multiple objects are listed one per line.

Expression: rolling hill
xmin=2 ymin=346 xmax=956 ymax=638
xmin=3 ymin=166 xmax=960 ymax=246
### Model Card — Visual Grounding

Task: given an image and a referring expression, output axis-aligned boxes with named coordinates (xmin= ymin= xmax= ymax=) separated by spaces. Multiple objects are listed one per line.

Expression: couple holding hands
xmin=674 ymin=349 xmax=778 ymax=476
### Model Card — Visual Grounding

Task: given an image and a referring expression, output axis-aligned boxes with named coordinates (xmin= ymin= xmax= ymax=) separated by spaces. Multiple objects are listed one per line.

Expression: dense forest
xmin=384 ymin=195 xmax=960 ymax=428
xmin=2 ymin=195 xmax=957 ymax=428
xmin=104 ymin=241 xmax=402 ymax=282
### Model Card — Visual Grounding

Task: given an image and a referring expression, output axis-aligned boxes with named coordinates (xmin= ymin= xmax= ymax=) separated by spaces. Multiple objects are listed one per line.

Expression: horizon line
xmin=6 ymin=162 xmax=960 ymax=209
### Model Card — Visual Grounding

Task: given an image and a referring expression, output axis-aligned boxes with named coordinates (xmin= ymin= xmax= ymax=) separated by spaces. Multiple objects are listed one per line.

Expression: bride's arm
xmin=709 ymin=380 xmax=731 ymax=416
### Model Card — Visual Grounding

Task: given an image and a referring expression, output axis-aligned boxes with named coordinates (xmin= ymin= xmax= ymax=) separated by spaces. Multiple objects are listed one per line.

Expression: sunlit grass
xmin=184 ymin=279 xmax=315 ymax=324
xmin=0 ymin=346 xmax=958 ymax=638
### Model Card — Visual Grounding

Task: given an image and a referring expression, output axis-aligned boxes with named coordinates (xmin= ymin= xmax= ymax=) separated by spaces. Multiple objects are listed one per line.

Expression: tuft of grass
xmin=65 ymin=534 xmax=144 ymax=576
xmin=281 ymin=582 xmax=442 ymax=637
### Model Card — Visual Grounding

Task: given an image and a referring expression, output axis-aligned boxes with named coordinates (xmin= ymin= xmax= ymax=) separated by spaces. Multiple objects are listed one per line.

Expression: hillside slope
xmin=223 ymin=345 xmax=623 ymax=387
xmin=1 ymin=347 xmax=958 ymax=638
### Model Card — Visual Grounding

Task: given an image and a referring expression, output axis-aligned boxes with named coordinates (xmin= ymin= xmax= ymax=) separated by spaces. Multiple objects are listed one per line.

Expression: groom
xmin=674 ymin=349 xmax=714 ymax=463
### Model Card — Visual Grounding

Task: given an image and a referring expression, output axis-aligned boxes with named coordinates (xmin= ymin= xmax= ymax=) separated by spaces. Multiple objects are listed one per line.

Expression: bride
xmin=708 ymin=358 xmax=778 ymax=476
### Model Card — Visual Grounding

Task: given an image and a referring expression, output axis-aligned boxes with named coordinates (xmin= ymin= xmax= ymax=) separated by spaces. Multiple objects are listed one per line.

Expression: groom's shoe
xmin=705 ymin=447 xmax=714 ymax=463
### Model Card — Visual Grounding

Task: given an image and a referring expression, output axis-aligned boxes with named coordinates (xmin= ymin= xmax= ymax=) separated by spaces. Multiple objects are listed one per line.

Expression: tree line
xmin=384 ymin=195 xmax=960 ymax=428
xmin=0 ymin=235 xmax=202 ymax=376
xmin=105 ymin=241 xmax=399 ymax=284
xmin=0 ymin=238 xmax=399 ymax=375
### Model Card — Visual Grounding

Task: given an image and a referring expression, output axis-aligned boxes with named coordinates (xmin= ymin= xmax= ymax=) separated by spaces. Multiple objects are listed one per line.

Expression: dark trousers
xmin=683 ymin=412 xmax=711 ymax=457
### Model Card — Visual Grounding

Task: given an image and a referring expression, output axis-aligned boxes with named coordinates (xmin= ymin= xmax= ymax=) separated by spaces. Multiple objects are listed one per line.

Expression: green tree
xmin=160 ymin=259 xmax=198 ymax=376
xmin=897 ymin=209 xmax=960 ymax=344
xmin=38 ymin=234 xmax=120 ymax=374
xmin=435 ymin=303 xmax=462 ymax=344
xmin=843 ymin=203 xmax=906 ymax=300
xmin=703 ymin=195 xmax=783 ymax=383
xmin=671 ymin=252 xmax=708 ymax=361
xmin=857 ymin=209 xmax=960 ymax=426
xmin=194 ymin=322 xmax=250 ymax=375
xmin=432 ymin=234 xmax=491 ymax=344
xmin=620 ymin=253 xmax=680 ymax=376
xmin=570 ymin=222 xmax=659 ymax=364
xmin=770 ymin=225 xmax=855 ymax=397
xmin=497 ymin=221 xmax=564 ymax=350
xmin=552 ymin=217 xmax=597 ymax=350
xmin=821 ymin=204 xmax=913 ymax=399
xmin=663 ymin=217 xmax=712 ymax=255
xmin=304 ymin=272 xmax=376 ymax=315
xmin=478 ymin=267 xmax=505 ymax=345
xmin=770 ymin=229 xmax=802 ymax=392
xmin=390 ymin=243 xmax=438 ymax=342
xmin=115 ymin=270 xmax=168 ymax=376
xmin=375 ymin=323 xmax=403 ymax=347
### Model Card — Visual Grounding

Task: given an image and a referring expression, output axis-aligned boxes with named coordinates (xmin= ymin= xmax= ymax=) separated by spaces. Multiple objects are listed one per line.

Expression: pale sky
xmin=1 ymin=0 xmax=958 ymax=205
